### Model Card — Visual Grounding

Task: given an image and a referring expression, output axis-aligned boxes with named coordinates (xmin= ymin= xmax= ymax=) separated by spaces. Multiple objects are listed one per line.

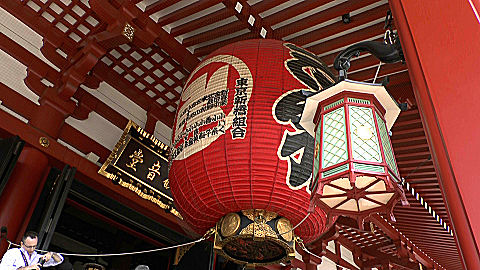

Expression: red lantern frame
xmin=305 ymin=82 xmax=408 ymax=226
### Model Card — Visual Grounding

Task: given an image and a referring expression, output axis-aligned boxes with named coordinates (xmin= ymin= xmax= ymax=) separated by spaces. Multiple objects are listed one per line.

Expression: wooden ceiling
xmin=0 ymin=0 xmax=461 ymax=269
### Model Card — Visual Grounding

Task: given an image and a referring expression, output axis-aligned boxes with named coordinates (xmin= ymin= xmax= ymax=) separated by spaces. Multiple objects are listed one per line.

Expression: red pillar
xmin=389 ymin=1 xmax=480 ymax=269
xmin=0 ymin=147 xmax=49 ymax=255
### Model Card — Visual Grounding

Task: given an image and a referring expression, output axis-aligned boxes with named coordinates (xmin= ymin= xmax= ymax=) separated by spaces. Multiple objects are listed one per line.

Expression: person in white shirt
xmin=0 ymin=231 xmax=63 ymax=270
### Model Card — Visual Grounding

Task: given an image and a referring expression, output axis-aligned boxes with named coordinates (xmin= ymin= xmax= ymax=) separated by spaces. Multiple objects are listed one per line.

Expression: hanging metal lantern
xmin=301 ymin=80 xmax=407 ymax=226
xmin=169 ymin=39 xmax=337 ymax=266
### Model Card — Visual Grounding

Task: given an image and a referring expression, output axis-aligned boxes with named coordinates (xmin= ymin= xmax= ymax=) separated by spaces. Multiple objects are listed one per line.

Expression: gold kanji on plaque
xmin=126 ymin=149 xmax=143 ymax=171
xmin=147 ymin=161 xmax=161 ymax=181
xmin=163 ymin=179 xmax=170 ymax=189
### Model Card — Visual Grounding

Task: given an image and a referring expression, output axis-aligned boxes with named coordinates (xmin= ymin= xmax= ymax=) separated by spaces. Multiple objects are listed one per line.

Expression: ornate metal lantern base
xmin=213 ymin=209 xmax=296 ymax=267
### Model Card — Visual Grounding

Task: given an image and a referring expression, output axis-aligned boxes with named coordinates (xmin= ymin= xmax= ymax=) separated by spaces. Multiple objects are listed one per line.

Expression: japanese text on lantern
xmin=171 ymin=89 xmax=229 ymax=160
xmin=232 ymin=78 xmax=249 ymax=139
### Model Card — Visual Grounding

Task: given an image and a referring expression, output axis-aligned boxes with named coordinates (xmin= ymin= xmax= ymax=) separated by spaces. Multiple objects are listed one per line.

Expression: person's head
xmin=21 ymin=231 xmax=38 ymax=255
xmin=134 ymin=265 xmax=149 ymax=270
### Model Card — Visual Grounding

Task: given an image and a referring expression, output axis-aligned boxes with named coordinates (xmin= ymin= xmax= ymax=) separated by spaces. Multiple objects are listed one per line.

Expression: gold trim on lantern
xmin=220 ymin=213 xmax=241 ymax=237
xmin=214 ymin=210 xmax=296 ymax=267
xmin=276 ymin=218 xmax=293 ymax=242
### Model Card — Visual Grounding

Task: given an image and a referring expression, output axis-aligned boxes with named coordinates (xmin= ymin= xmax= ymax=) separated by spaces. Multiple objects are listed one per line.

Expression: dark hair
xmin=22 ymin=231 xmax=38 ymax=242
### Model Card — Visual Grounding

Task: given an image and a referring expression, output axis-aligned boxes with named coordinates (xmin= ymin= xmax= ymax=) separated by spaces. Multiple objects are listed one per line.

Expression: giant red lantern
xmin=169 ymin=39 xmax=335 ymax=265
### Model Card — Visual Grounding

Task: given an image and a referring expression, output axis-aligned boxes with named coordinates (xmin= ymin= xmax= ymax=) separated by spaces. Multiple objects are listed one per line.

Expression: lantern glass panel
xmin=321 ymin=107 xmax=348 ymax=168
xmin=376 ymin=112 xmax=400 ymax=177
xmin=349 ymin=106 xmax=382 ymax=162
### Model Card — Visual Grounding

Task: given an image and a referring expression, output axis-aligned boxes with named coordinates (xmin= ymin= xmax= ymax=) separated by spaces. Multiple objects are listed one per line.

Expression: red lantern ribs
xmin=169 ymin=39 xmax=337 ymax=265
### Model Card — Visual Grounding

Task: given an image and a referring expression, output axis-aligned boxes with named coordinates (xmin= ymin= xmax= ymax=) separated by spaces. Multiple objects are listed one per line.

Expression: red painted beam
xmin=144 ymin=0 xmax=178 ymax=16
xmin=170 ymin=8 xmax=234 ymax=37
xmin=369 ymin=215 xmax=437 ymax=268
xmin=58 ymin=124 xmax=111 ymax=164
xmin=0 ymin=0 xmax=77 ymax=56
xmin=73 ymin=87 xmax=129 ymax=128
xmin=181 ymin=20 xmax=245 ymax=47
xmin=250 ymin=0 xmax=290 ymax=14
xmin=93 ymin=62 xmax=175 ymax=126
xmin=308 ymin=22 xmax=385 ymax=56
xmin=222 ymin=0 xmax=275 ymax=38
xmin=275 ymin=0 xmax=379 ymax=39
xmin=0 ymin=32 xmax=60 ymax=84
xmin=91 ymin=0 xmax=200 ymax=72
xmin=193 ymin=32 xmax=258 ymax=57
xmin=349 ymin=62 xmax=408 ymax=82
xmin=263 ymin=0 xmax=331 ymax=28
xmin=0 ymin=82 xmax=36 ymax=120
xmin=157 ymin=0 xmax=221 ymax=27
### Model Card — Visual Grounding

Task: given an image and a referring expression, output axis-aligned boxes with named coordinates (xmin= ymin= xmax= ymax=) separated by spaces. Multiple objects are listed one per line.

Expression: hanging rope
xmin=4 ymin=228 xmax=215 ymax=257
xmin=276 ymin=212 xmax=311 ymax=237
xmin=372 ymin=62 xmax=382 ymax=84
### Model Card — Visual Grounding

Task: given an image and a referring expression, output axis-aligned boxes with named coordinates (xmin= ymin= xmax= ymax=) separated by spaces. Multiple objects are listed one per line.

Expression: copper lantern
xmin=301 ymin=80 xmax=407 ymax=226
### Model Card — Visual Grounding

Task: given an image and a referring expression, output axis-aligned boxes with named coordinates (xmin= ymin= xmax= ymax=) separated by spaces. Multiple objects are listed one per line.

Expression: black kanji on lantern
xmin=284 ymin=44 xmax=335 ymax=91
xmin=231 ymin=77 xmax=249 ymax=140
xmin=274 ymin=90 xmax=318 ymax=187
xmin=273 ymin=45 xmax=335 ymax=189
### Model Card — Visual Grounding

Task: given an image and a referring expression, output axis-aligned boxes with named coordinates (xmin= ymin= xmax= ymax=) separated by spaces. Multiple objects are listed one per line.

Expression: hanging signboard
xmin=99 ymin=120 xmax=181 ymax=219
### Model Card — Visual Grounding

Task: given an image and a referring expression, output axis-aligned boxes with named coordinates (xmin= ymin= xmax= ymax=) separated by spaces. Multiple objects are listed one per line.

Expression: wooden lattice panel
xmin=101 ymin=43 xmax=186 ymax=111
xmin=24 ymin=0 xmax=102 ymax=44
xmin=339 ymin=224 xmax=393 ymax=250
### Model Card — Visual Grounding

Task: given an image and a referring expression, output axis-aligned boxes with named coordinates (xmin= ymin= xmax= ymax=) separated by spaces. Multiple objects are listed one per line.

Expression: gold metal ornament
xmin=276 ymin=218 xmax=293 ymax=242
xmin=221 ymin=213 xmax=241 ymax=237
xmin=122 ymin=23 xmax=135 ymax=42
xmin=173 ymin=243 xmax=195 ymax=265
xmin=214 ymin=210 xmax=296 ymax=267
xmin=39 ymin=137 xmax=50 ymax=148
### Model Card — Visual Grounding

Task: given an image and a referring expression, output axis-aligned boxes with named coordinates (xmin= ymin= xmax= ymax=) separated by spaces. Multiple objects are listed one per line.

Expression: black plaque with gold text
xmin=99 ymin=121 xmax=181 ymax=218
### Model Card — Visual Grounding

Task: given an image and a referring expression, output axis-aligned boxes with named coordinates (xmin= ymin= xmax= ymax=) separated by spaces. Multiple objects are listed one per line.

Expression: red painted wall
xmin=390 ymin=0 xmax=480 ymax=268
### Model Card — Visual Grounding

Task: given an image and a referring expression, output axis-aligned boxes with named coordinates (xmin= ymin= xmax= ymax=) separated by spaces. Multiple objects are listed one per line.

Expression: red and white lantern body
xmin=301 ymin=80 xmax=406 ymax=224
xmin=169 ymin=39 xmax=336 ymax=242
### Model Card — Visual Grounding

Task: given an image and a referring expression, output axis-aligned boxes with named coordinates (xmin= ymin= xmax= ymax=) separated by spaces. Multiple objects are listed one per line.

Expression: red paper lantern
xmin=169 ymin=40 xmax=335 ymax=263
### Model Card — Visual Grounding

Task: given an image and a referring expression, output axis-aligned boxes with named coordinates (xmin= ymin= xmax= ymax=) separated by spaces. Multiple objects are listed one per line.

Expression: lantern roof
xmin=300 ymin=80 xmax=401 ymax=137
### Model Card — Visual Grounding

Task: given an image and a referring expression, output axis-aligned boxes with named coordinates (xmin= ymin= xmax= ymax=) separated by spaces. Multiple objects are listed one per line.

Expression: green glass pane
xmin=353 ymin=162 xmax=385 ymax=173
xmin=376 ymin=112 xmax=400 ymax=177
xmin=347 ymin=98 xmax=370 ymax=105
xmin=324 ymin=99 xmax=344 ymax=111
xmin=349 ymin=106 xmax=382 ymax=162
xmin=322 ymin=163 xmax=349 ymax=178
xmin=322 ymin=107 xmax=348 ymax=168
